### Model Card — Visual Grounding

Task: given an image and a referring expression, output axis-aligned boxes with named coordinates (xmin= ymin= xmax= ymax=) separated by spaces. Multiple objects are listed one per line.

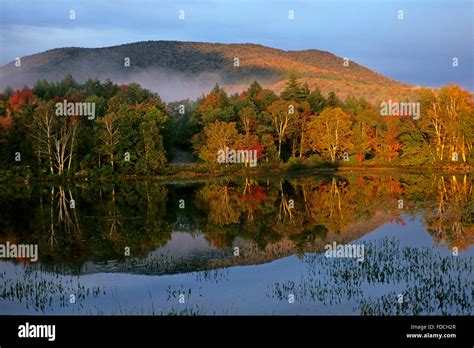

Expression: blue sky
xmin=0 ymin=0 xmax=472 ymax=89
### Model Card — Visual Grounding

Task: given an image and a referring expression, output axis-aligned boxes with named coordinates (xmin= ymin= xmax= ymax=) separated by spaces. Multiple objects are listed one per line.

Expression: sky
xmin=0 ymin=0 xmax=472 ymax=89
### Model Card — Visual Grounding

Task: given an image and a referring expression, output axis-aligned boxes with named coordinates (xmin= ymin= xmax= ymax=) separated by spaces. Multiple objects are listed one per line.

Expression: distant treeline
xmin=0 ymin=74 xmax=472 ymax=178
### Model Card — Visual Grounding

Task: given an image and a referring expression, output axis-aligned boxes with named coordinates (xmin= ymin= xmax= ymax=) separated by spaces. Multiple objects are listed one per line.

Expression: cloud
xmin=0 ymin=0 xmax=472 ymax=89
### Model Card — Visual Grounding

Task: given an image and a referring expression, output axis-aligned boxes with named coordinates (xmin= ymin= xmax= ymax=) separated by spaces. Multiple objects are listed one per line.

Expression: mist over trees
xmin=0 ymin=74 xmax=472 ymax=179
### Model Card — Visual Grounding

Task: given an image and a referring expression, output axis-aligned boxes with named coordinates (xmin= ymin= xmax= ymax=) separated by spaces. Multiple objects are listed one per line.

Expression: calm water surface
xmin=0 ymin=173 xmax=472 ymax=315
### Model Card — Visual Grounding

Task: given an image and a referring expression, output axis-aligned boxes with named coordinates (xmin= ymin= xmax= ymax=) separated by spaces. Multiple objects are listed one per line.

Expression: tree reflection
xmin=424 ymin=174 xmax=474 ymax=250
xmin=0 ymin=173 xmax=472 ymax=269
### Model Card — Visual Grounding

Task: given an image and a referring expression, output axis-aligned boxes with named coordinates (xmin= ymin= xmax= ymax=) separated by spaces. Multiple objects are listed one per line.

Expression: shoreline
xmin=2 ymin=163 xmax=472 ymax=186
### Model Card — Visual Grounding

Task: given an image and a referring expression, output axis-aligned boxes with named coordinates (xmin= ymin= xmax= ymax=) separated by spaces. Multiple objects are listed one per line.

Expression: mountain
xmin=0 ymin=40 xmax=415 ymax=101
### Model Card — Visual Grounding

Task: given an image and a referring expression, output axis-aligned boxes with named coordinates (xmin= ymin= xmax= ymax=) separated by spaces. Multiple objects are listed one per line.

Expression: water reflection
xmin=0 ymin=173 xmax=472 ymax=314
xmin=424 ymin=175 xmax=474 ymax=250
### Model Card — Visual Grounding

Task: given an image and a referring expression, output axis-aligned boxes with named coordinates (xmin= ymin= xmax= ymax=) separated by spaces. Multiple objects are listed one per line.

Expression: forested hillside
xmin=0 ymin=41 xmax=414 ymax=102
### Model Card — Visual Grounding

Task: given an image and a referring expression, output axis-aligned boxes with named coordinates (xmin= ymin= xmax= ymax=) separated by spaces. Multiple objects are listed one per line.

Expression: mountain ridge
xmin=0 ymin=40 xmax=415 ymax=101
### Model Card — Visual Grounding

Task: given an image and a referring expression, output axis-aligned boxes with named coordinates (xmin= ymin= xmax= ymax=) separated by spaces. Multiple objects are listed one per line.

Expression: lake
xmin=0 ymin=172 xmax=472 ymax=315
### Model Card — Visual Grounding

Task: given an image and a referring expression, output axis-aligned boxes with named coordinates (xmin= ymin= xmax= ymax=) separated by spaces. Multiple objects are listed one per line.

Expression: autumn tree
xmin=198 ymin=85 xmax=234 ymax=125
xmin=53 ymin=118 xmax=74 ymax=175
xmin=349 ymin=108 xmax=378 ymax=162
xmin=30 ymin=102 xmax=55 ymax=174
xmin=97 ymin=112 xmax=120 ymax=169
xmin=308 ymin=107 xmax=351 ymax=162
xmin=199 ymin=121 xmax=239 ymax=163
xmin=418 ymin=85 xmax=473 ymax=162
xmin=5 ymin=88 xmax=37 ymax=170
xmin=375 ymin=117 xmax=403 ymax=163
xmin=265 ymin=100 xmax=294 ymax=158
xmin=238 ymin=106 xmax=258 ymax=136
xmin=137 ymin=111 xmax=167 ymax=174
xmin=438 ymin=85 xmax=473 ymax=162
xmin=297 ymin=101 xmax=312 ymax=158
